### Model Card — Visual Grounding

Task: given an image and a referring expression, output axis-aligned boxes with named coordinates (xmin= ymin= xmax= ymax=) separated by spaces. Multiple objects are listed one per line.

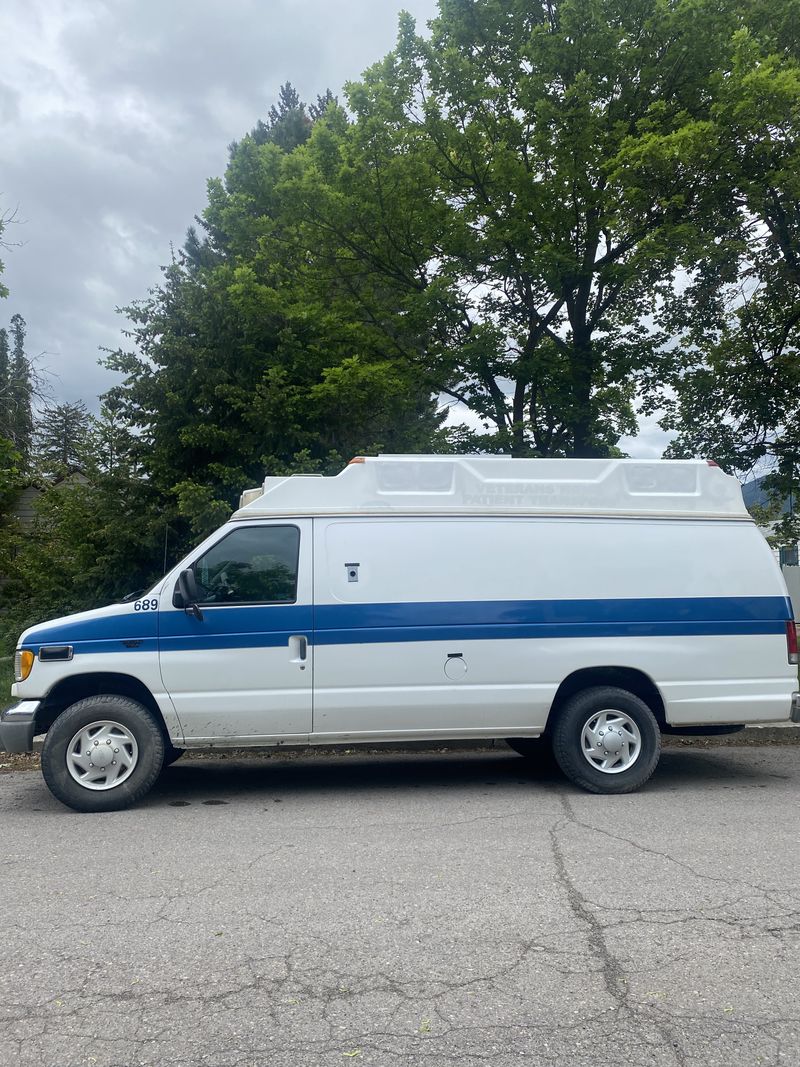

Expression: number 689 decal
xmin=134 ymin=598 xmax=159 ymax=611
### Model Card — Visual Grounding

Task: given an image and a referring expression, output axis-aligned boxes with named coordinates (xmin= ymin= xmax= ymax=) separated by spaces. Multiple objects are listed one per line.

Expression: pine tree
xmin=0 ymin=208 xmax=8 ymax=300
xmin=308 ymin=89 xmax=337 ymax=122
xmin=9 ymin=313 xmax=32 ymax=463
xmin=35 ymin=400 xmax=90 ymax=475
xmin=250 ymin=82 xmax=313 ymax=152
xmin=0 ymin=328 xmax=9 ymax=441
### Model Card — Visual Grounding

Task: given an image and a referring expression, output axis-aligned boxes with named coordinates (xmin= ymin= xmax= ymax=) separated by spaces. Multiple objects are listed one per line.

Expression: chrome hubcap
xmin=66 ymin=721 xmax=139 ymax=791
xmin=580 ymin=710 xmax=642 ymax=774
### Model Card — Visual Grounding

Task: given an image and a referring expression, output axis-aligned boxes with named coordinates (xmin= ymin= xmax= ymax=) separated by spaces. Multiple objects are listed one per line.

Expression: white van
xmin=3 ymin=456 xmax=798 ymax=811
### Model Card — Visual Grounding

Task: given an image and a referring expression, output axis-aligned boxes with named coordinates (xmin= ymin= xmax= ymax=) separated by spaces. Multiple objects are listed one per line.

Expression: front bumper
xmin=0 ymin=701 xmax=40 ymax=754
xmin=792 ymin=693 xmax=800 ymax=724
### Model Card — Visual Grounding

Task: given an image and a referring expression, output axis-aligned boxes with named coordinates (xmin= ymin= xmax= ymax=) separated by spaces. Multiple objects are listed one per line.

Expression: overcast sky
xmin=0 ymin=0 xmax=671 ymax=458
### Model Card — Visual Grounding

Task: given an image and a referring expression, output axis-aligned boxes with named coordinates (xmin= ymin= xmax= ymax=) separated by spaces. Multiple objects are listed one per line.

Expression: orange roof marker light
xmin=348 ymin=456 xmax=366 ymax=464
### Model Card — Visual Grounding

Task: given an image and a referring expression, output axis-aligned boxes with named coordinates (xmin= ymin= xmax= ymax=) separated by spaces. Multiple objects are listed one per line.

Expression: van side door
xmin=158 ymin=520 xmax=313 ymax=743
xmin=311 ymin=517 xmax=547 ymax=738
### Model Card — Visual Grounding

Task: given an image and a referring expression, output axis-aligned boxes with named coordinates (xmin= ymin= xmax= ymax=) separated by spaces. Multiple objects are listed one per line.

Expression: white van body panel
xmin=310 ymin=515 xmax=794 ymax=738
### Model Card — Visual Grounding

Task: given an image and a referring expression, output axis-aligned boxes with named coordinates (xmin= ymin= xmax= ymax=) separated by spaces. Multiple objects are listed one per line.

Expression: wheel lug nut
xmin=114 ymin=748 xmax=119 ymax=753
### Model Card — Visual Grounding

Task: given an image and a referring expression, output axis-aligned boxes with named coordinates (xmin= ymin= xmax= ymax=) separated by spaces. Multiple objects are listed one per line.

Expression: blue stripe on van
xmin=23 ymin=605 xmax=314 ymax=655
xmin=158 ymin=605 xmax=313 ymax=653
xmin=313 ymin=596 xmax=791 ymax=644
xmin=20 ymin=596 xmax=792 ymax=654
xmin=23 ymin=612 xmax=159 ymax=655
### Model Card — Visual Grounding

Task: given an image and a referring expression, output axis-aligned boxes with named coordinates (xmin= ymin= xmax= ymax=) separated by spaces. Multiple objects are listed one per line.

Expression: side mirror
xmin=176 ymin=568 xmax=204 ymax=621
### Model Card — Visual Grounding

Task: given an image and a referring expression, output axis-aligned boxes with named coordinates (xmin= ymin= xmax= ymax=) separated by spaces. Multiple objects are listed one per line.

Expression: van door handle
xmin=288 ymin=635 xmax=308 ymax=667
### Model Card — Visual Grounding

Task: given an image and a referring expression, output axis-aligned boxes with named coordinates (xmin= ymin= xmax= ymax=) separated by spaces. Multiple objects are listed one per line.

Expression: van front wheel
xmin=41 ymin=695 xmax=165 ymax=812
xmin=551 ymin=686 xmax=661 ymax=794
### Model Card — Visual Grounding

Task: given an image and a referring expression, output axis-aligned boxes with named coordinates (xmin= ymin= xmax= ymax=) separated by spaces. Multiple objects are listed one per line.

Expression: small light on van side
xmin=787 ymin=621 xmax=799 ymax=665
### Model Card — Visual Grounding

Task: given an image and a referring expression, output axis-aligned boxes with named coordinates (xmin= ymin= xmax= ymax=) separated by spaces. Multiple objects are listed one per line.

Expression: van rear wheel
xmin=41 ymin=695 xmax=165 ymax=812
xmin=551 ymin=686 xmax=661 ymax=794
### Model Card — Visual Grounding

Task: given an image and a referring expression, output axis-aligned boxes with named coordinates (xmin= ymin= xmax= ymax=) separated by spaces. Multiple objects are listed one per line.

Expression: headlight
xmin=14 ymin=649 xmax=34 ymax=682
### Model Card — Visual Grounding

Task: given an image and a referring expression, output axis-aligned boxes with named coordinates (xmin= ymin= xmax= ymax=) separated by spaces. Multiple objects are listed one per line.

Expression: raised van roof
xmin=232 ymin=455 xmax=750 ymax=521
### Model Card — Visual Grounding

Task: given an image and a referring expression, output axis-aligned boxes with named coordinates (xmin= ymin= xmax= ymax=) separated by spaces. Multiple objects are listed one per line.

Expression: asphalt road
xmin=1 ymin=745 xmax=799 ymax=1067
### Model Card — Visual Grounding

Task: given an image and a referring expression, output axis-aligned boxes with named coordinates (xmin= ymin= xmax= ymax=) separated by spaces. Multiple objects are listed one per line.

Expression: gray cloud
xmin=0 ymin=82 xmax=21 ymax=124
xmin=0 ymin=0 xmax=439 ymax=405
xmin=619 ymin=417 xmax=675 ymax=461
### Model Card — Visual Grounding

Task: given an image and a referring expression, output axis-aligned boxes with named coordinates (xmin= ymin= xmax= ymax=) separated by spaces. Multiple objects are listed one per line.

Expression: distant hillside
xmin=741 ymin=476 xmax=790 ymax=515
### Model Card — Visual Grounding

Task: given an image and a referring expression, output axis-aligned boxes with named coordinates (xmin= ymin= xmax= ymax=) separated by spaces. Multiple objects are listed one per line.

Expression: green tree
xmin=109 ymin=260 xmax=442 ymax=538
xmin=34 ymin=400 xmax=91 ymax=476
xmin=0 ymin=207 xmax=8 ymax=300
xmin=0 ymin=416 xmax=166 ymax=651
xmin=0 ymin=213 xmax=19 ymax=522
xmin=0 ymin=436 xmax=21 ymax=517
xmin=277 ymin=0 xmax=765 ymax=457
xmin=86 ymin=396 xmax=140 ymax=477
xmin=8 ymin=313 xmax=33 ymax=463
xmin=654 ymin=24 xmax=800 ymax=542
xmin=0 ymin=328 xmax=9 ymax=444
xmin=107 ymin=87 xmax=443 ymax=540
xmin=185 ymin=84 xmax=337 ymax=273
xmin=250 ymin=81 xmax=313 ymax=152
xmin=309 ymin=89 xmax=337 ymax=122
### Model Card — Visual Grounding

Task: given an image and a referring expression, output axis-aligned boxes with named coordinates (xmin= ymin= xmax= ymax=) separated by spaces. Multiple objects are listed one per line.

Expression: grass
xmin=0 ymin=656 xmax=14 ymax=711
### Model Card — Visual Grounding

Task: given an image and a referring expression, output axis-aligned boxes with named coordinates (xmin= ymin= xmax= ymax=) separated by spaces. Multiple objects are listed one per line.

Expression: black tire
xmin=41 ymin=695 xmax=166 ymax=812
xmin=551 ymin=686 xmax=661 ymax=794
xmin=163 ymin=745 xmax=185 ymax=766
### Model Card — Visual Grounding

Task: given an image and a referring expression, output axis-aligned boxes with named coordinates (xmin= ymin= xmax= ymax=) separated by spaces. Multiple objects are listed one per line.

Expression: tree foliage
xmin=651 ymin=21 xmax=800 ymax=542
xmin=267 ymin=0 xmax=760 ymax=457
xmin=0 ymin=328 xmax=9 ymax=459
xmin=250 ymin=82 xmax=313 ymax=151
xmin=34 ymin=400 xmax=91 ymax=476
xmin=107 ymin=83 xmax=444 ymax=540
xmin=0 ymin=409 xmax=165 ymax=650
xmin=0 ymin=207 xmax=8 ymax=301
xmin=0 ymin=436 xmax=21 ymax=516
xmin=0 ymin=314 xmax=34 ymax=469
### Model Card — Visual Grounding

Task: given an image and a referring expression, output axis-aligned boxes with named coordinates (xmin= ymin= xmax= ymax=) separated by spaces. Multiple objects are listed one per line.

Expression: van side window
xmin=193 ymin=526 xmax=300 ymax=605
